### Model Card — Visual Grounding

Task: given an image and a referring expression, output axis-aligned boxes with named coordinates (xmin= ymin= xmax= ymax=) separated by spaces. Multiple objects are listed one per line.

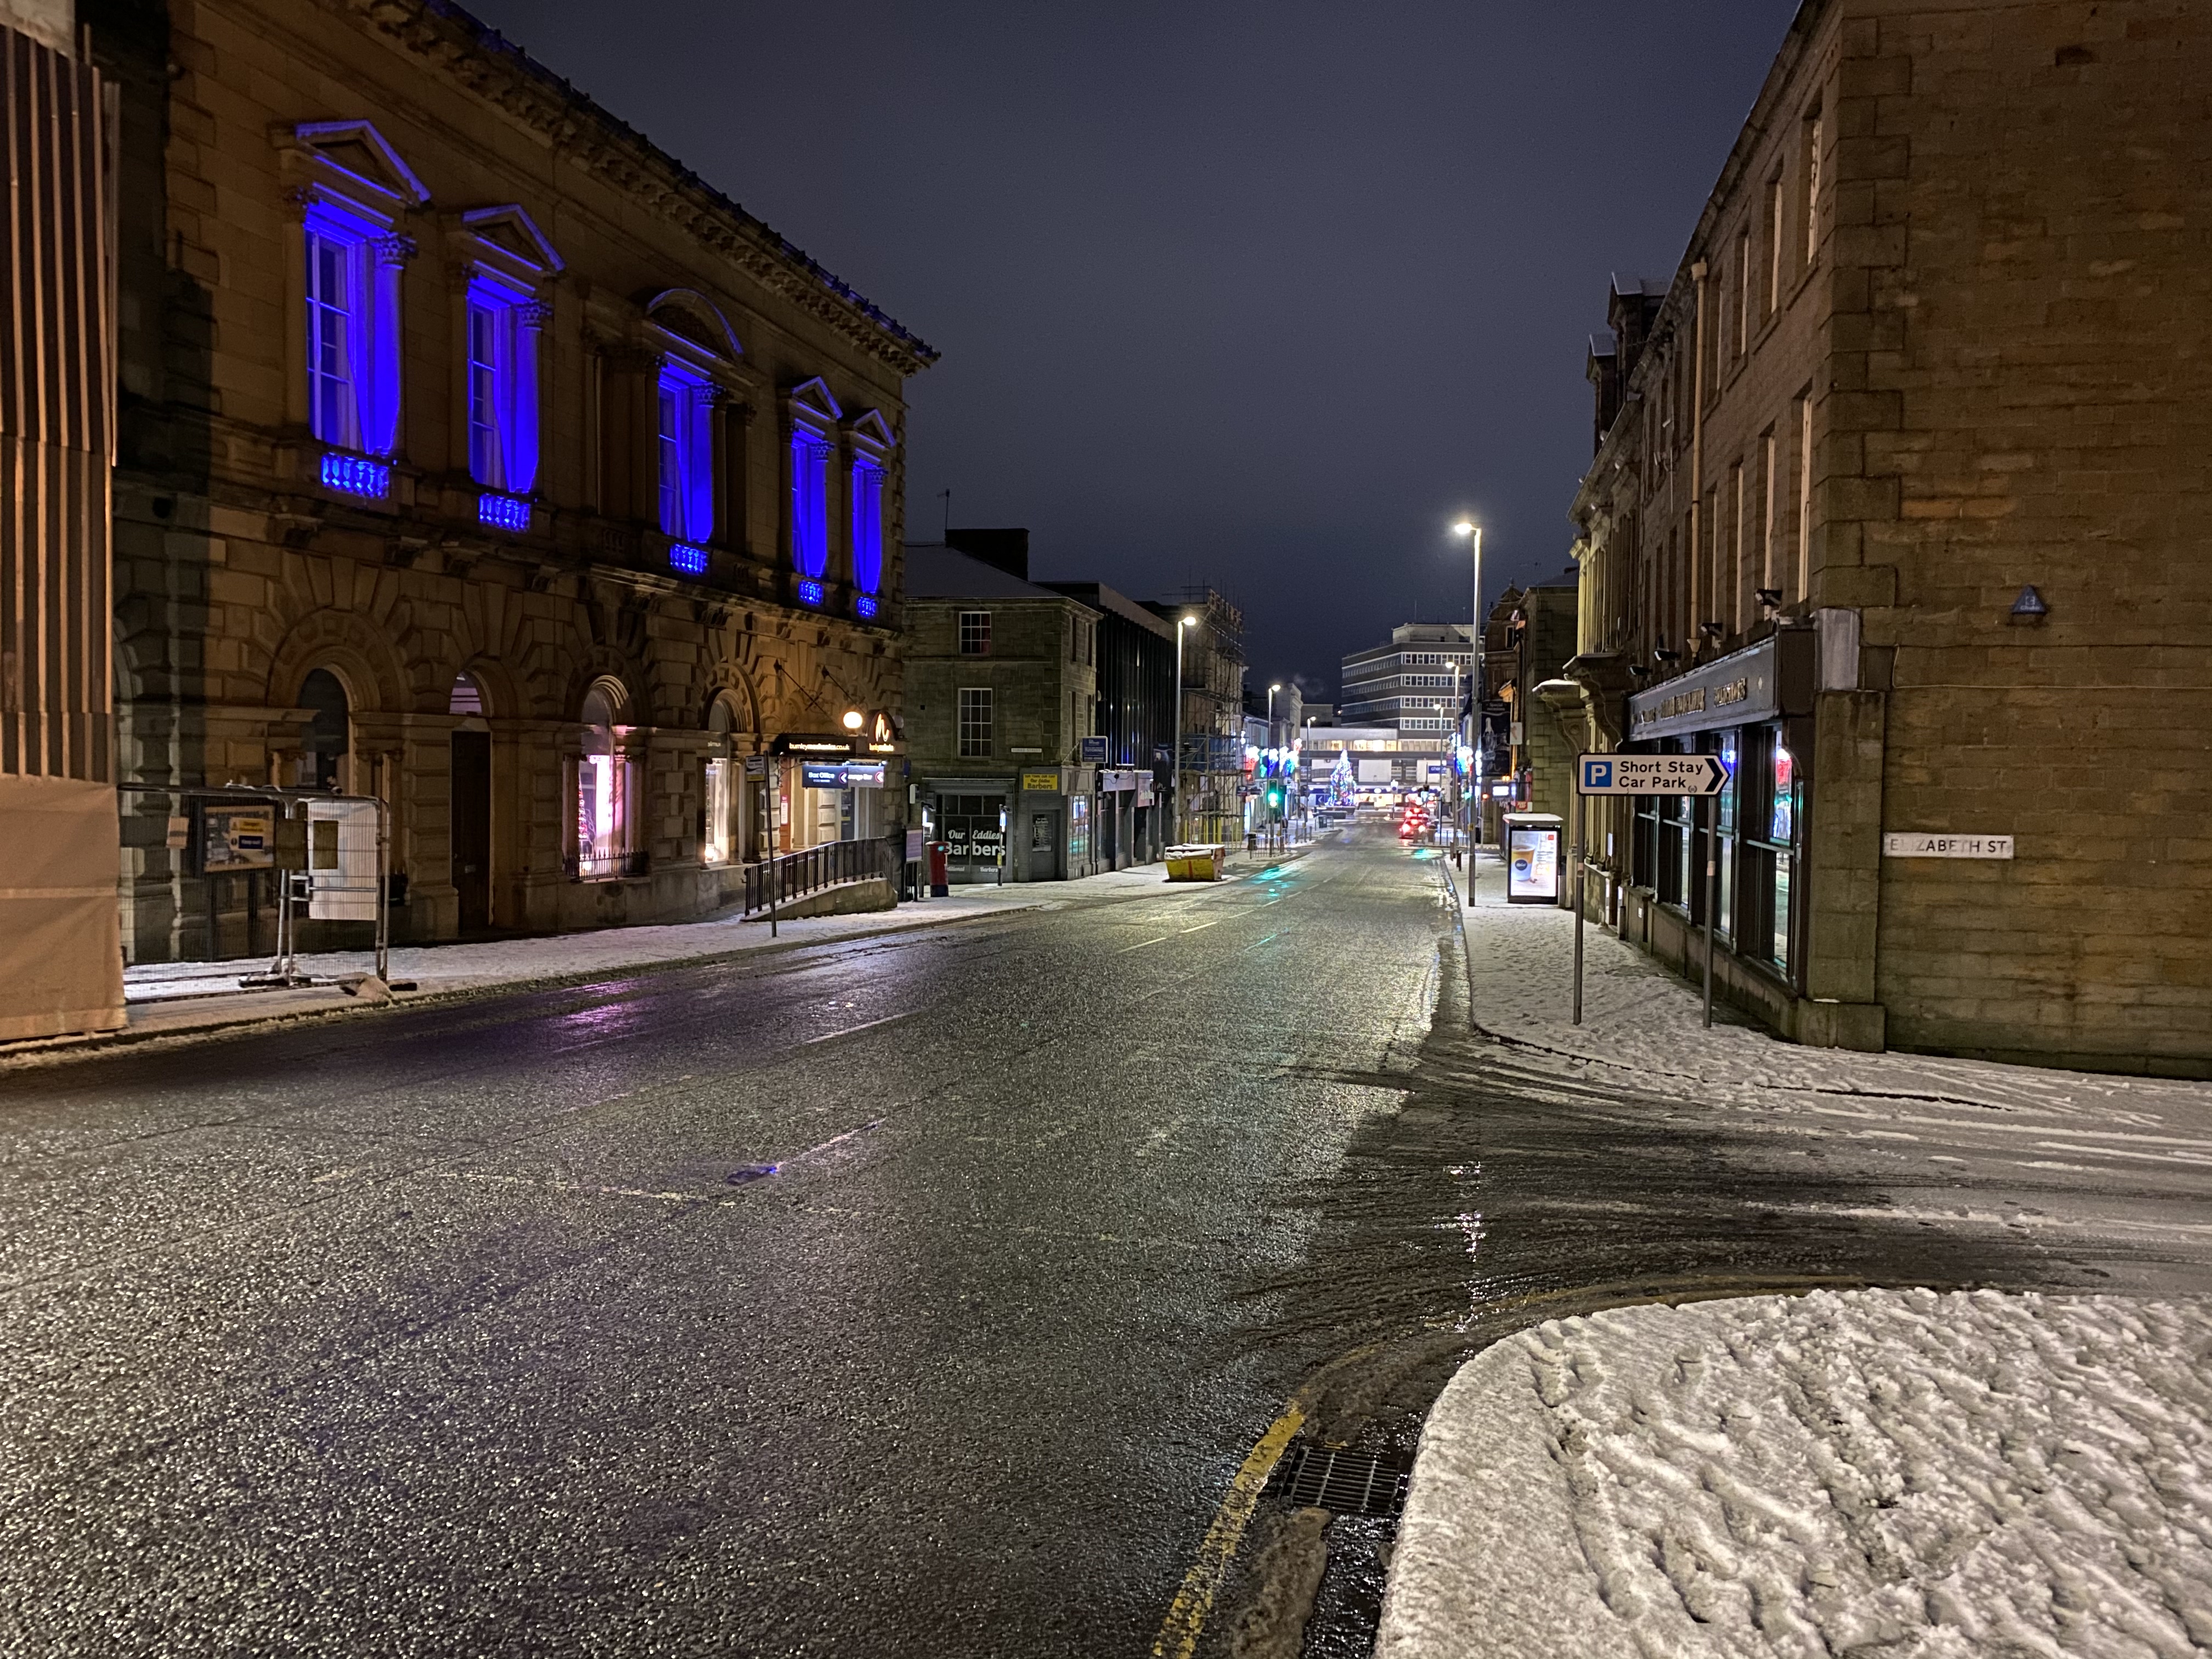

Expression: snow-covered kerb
xmin=1378 ymin=1288 xmax=2212 ymax=1658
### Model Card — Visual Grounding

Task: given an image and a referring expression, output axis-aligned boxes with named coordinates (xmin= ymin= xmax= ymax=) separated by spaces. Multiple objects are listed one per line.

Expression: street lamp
xmin=1173 ymin=614 xmax=1197 ymax=847
xmin=1452 ymin=520 xmax=1483 ymax=884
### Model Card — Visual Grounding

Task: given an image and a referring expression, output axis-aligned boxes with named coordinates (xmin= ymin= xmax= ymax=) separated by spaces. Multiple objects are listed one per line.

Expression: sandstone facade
xmin=1564 ymin=0 xmax=2210 ymax=1074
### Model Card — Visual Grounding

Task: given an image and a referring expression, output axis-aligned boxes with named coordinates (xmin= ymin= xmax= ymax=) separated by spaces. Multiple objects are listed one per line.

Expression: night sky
xmin=466 ymin=1 xmax=1798 ymax=701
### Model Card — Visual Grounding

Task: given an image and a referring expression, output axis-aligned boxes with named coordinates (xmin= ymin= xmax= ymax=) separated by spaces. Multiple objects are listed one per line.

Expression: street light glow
xmin=1452 ymin=520 xmax=1475 ymax=537
xmin=840 ymin=709 xmax=864 ymax=731
xmin=1180 ymin=614 xmax=1197 ymax=628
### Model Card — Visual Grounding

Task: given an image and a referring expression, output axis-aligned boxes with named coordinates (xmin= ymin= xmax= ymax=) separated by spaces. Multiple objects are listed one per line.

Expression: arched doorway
xmin=450 ymin=671 xmax=492 ymax=933
xmin=300 ymin=667 xmax=349 ymax=789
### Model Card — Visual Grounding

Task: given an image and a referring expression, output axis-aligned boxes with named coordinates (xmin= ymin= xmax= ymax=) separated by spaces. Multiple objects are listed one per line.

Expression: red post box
xmin=928 ymin=841 xmax=950 ymax=896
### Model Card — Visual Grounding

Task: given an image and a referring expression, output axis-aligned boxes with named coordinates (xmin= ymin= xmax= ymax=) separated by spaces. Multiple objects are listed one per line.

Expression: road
xmin=3 ymin=830 xmax=2207 ymax=1658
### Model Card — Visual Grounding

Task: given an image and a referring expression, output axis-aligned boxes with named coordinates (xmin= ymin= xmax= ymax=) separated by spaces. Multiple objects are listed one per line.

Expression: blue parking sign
xmin=1583 ymin=758 xmax=1611 ymax=791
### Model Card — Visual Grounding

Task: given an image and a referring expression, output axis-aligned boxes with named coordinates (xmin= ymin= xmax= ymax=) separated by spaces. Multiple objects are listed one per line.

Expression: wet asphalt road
xmin=0 ymin=835 xmax=1443 ymax=1658
xmin=5 ymin=830 xmax=2210 ymax=1658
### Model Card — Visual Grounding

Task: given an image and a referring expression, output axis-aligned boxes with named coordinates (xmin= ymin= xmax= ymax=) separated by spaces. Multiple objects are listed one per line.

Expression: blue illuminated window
xmin=791 ymin=425 xmax=831 ymax=584
xmin=855 ymin=595 xmax=877 ymax=619
xmin=669 ymin=542 xmax=709 ymax=576
xmin=466 ymin=278 xmax=542 ymax=497
xmin=658 ymin=363 xmax=715 ymax=544
xmin=850 ymin=456 xmax=884 ymax=602
xmin=302 ymin=205 xmax=402 ymax=461
xmin=797 ymin=578 xmax=825 ymax=607
xmin=478 ymin=492 xmax=530 ymax=532
xmin=321 ymin=452 xmax=390 ymax=499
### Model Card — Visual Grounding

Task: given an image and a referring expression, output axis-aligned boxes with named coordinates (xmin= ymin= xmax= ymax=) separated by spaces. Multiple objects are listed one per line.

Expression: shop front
xmin=1618 ymin=630 xmax=1815 ymax=1026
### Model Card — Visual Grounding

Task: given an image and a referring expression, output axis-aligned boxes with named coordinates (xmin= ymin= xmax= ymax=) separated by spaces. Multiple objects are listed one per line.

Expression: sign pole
xmin=1572 ymin=786 xmax=1584 ymax=1026
xmin=1702 ymin=791 xmax=1718 ymax=1029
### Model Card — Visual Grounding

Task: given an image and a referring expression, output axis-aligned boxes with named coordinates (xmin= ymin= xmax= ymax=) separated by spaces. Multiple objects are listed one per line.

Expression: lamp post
xmin=1452 ymin=520 xmax=1483 ymax=888
xmin=1174 ymin=614 xmax=1197 ymax=847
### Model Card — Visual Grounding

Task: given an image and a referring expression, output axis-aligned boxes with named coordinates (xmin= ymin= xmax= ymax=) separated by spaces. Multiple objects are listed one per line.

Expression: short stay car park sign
xmin=1577 ymin=753 xmax=1728 ymax=795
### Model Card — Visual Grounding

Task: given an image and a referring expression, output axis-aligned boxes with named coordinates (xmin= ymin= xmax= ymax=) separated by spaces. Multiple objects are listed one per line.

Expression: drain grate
xmin=1269 ymin=1443 xmax=1413 ymax=1517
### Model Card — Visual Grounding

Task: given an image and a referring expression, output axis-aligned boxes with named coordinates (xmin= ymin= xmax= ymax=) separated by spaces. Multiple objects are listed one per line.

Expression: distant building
xmin=1561 ymin=0 xmax=2211 ymax=1074
xmin=904 ymin=539 xmax=1102 ymax=882
xmin=1145 ymin=589 xmax=1245 ymax=846
xmin=1339 ymin=623 xmax=1472 ymax=741
xmin=1502 ymin=568 xmax=1582 ymax=822
xmin=1037 ymin=579 xmax=1176 ymax=867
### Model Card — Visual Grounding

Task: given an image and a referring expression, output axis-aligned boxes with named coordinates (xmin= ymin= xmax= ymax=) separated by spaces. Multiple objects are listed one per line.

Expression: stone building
xmin=1561 ymin=0 xmax=2210 ymax=1074
xmin=1148 ymin=588 xmax=1245 ymax=847
xmin=903 ymin=539 xmax=1101 ymax=883
xmin=88 ymin=0 xmax=931 ymax=958
xmin=1504 ymin=569 xmax=1581 ymax=824
xmin=1037 ymin=579 xmax=1176 ymax=867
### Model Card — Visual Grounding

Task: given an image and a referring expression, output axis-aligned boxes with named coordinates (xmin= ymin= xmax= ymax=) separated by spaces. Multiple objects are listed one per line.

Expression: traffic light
xmin=1263 ymin=783 xmax=1284 ymax=816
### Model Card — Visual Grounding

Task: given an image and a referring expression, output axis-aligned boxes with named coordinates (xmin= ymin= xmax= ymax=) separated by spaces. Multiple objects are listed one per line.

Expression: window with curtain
xmin=850 ymin=456 xmax=885 ymax=606
xmin=466 ymin=279 xmax=541 ymax=500
xmin=303 ymin=207 xmax=402 ymax=462
xmin=791 ymin=424 xmax=832 ymax=588
xmin=658 ymin=363 xmax=715 ymax=546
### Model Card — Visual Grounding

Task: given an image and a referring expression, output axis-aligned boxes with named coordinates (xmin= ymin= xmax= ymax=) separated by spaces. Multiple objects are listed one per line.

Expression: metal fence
xmin=740 ymin=833 xmax=901 ymax=917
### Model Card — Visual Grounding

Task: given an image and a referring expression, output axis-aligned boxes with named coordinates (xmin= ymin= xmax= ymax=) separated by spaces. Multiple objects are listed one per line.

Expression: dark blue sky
xmin=467 ymin=1 xmax=1798 ymax=699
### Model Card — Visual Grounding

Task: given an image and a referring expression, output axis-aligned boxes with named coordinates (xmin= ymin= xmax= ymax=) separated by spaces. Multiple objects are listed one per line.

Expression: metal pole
xmin=1173 ymin=624 xmax=1185 ymax=848
xmin=769 ymin=847 xmax=778 ymax=938
xmin=1573 ymin=786 xmax=1585 ymax=1026
xmin=1470 ymin=526 xmax=1483 ymax=883
xmin=374 ymin=794 xmax=390 ymax=982
xmin=1702 ymin=789 xmax=1718 ymax=1029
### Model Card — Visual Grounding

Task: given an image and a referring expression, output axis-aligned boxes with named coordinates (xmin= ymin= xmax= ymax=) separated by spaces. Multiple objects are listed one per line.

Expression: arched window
xmin=449 ymin=671 xmax=484 ymax=716
xmin=300 ymin=667 xmax=350 ymax=790
xmin=577 ymin=679 xmax=630 ymax=879
xmin=702 ymin=694 xmax=741 ymax=867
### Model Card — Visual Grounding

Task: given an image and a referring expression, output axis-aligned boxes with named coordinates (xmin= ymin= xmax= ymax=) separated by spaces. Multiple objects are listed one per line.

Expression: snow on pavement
xmin=1377 ymin=1287 xmax=2212 ymax=1659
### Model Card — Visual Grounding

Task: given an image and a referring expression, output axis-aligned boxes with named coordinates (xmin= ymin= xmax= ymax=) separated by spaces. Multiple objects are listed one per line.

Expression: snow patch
xmin=1378 ymin=1288 xmax=2212 ymax=1658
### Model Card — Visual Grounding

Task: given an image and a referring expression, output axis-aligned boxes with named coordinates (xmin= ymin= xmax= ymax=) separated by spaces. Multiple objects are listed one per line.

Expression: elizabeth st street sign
xmin=1567 ymin=752 xmax=1729 ymax=1031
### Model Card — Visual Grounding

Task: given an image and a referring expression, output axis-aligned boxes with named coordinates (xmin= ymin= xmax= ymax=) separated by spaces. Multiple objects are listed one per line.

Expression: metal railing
xmin=741 ymin=833 xmax=900 ymax=921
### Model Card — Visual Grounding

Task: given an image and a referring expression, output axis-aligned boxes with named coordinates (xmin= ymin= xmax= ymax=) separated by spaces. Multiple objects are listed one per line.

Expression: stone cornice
xmin=331 ymin=0 xmax=940 ymax=379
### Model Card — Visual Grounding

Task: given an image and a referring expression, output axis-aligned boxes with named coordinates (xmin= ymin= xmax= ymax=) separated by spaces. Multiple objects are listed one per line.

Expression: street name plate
xmin=1576 ymin=753 xmax=1729 ymax=795
xmin=1882 ymin=833 xmax=2015 ymax=859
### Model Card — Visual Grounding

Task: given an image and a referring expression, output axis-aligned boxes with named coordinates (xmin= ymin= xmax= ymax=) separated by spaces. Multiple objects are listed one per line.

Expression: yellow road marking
xmin=1150 ymin=1401 xmax=1307 ymax=1659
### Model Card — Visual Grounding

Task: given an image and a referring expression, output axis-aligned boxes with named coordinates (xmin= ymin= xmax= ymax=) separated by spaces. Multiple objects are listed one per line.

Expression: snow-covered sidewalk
xmin=1377 ymin=1287 xmax=2212 ymax=1659
xmin=1441 ymin=851 xmax=2212 ymax=1131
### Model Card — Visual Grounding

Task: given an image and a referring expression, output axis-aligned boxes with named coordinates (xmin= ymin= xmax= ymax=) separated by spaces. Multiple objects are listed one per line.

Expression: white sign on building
xmin=1881 ymin=833 xmax=2015 ymax=860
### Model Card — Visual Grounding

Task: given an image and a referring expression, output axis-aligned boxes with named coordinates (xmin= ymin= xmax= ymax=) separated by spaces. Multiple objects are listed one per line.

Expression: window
xmin=1714 ymin=730 xmax=1739 ymax=939
xmin=577 ymin=682 xmax=630 ymax=880
xmin=303 ymin=209 xmax=403 ymax=469
xmin=790 ymin=424 xmax=832 ymax=585
xmin=957 ymin=687 xmax=992 ymax=757
xmin=1803 ymin=111 xmax=1823 ymax=267
xmin=1765 ymin=173 xmax=1784 ymax=313
xmin=659 ymin=362 xmax=715 ymax=547
xmin=703 ymin=697 xmax=741 ymax=867
xmin=466 ymin=279 xmax=543 ymax=502
xmin=958 ymin=611 xmax=991 ymax=656
xmin=1796 ymin=391 xmax=1814 ymax=600
xmin=1735 ymin=228 xmax=1750 ymax=356
xmin=850 ymin=455 xmax=885 ymax=605
xmin=306 ymin=229 xmax=359 ymax=452
xmin=1739 ymin=724 xmax=1799 ymax=973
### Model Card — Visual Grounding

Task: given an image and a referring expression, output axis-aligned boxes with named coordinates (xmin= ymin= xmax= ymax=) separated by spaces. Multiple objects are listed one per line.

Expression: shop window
xmin=1714 ymin=730 xmax=1739 ymax=939
xmin=1737 ymin=723 xmax=1798 ymax=974
xmin=577 ymin=681 xmax=631 ymax=880
xmin=958 ymin=687 xmax=992 ymax=758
